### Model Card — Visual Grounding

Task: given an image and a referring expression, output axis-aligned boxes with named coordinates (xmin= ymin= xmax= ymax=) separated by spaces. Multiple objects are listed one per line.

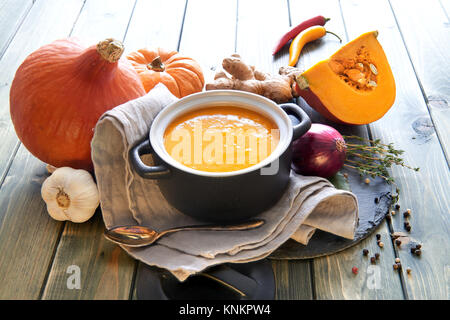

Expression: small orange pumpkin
xmin=126 ymin=48 xmax=205 ymax=98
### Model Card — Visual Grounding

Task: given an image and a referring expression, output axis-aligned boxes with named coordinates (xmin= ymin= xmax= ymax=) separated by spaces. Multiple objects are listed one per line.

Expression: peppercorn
xmin=410 ymin=247 xmax=416 ymax=254
xmin=395 ymin=257 xmax=400 ymax=263
xmin=386 ymin=214 xmax=391 ymax=221
xmin=375 ymin=253 xmax=380 ymax=260
xmin=396 ymin=263 xmax=402 ymax=270
xmin=374 ymin=197 xmax=379 ymax=204
xmin=378 ymin=241 xmax=384 ymax=248
xmin=403 ymin=211 xmax=410 ymax=218
xmin=393 ymin=264 xmax=399 ymax=270
xmin=405 ymin=225 xmax=411 ymax=232
xmin=363 ymin=249 xmax=369 ymax=256
xmin=406 ymin=268 xmax=412 ymax=274
xmin=395 ymin=239 xmax=402 ymax=246
xmin=352 ymin=266 xmax=358 ymax=275
xmin=415 ymin=244 xmax=422 ymax=250
xmin=376 ymin=234 xmax=381 ymax=240
xmin=391 ymin=210 xmax=396 ymax=216
xmin=370 ymin=256 xmax=376 ymax=264
xmin=415 ymin=249 xmax=422 ymax=256
xmin=365 ymin=178 xmax=370 ymax=184
xmin=395 ymin=204 xmax=400 ymax=210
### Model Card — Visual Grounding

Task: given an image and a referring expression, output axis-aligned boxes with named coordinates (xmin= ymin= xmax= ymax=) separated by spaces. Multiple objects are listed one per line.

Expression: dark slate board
xmin=270 ymin=169 xmax=392 ymax=259
xmin=269 ymin=99 xmax=392 ymax=259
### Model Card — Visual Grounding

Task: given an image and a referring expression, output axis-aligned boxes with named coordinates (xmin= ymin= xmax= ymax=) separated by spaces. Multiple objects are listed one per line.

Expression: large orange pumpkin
xmin=10 ymin=38 xmax=145 ymax=171
xmin=126 ymin=48 xmax=204 ymax=98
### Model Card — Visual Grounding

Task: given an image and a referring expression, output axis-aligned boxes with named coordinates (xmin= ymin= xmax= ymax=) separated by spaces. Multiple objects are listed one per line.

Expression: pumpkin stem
xmin=295 ymin=75 xmax=309 ymax=90
xmin=148 ymin=56 xmax=165 ymax=72
xmin=96 ymin=38 xmax=124 ymax=63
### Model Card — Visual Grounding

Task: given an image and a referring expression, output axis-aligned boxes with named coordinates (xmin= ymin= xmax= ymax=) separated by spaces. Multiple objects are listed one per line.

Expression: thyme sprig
xmin=342 ymin=135 xmax=419 ymax=185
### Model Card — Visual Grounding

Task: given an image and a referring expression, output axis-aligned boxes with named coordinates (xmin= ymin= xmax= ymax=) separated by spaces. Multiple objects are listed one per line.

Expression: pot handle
xmin=280 ymin=103 xmax=311 ymax=140
xmin=129 ymin=140 xmax=171 ymax=179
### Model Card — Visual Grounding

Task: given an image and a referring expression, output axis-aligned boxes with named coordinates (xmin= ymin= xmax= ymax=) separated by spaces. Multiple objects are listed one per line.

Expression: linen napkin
xmin=91 ymin=84 xmax=358 ymax=281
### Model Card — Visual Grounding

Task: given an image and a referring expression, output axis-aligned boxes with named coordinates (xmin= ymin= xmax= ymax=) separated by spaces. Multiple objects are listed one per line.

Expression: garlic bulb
xmin=41 ymin=167 xmax=100 ymax=223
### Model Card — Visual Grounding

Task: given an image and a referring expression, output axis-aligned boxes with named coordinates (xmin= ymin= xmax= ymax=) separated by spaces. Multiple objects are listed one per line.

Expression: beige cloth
xmin=91 ymin=84 xmax=359 ymax=281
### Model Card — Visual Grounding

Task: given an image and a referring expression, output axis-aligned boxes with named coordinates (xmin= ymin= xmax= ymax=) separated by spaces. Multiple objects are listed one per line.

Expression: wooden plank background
xmin=0 ymin=0 xmax=448 ymax=299
xmin=389 ymin=0 xmax=450 ymax=162
xmin=341 ymin=0 xmax=450 ymax=300
xmin=0 ymin=0 xmax=33 ymax=58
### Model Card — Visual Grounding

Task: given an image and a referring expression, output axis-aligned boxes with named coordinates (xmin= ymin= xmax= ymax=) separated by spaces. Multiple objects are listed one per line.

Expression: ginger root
xmin=206 ymin=54 xmax=300 ymax=103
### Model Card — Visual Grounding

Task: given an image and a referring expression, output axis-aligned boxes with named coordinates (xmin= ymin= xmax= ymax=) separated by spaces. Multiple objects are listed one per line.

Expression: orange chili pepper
xmin=288 ymin=25 xmax=342 ymax=67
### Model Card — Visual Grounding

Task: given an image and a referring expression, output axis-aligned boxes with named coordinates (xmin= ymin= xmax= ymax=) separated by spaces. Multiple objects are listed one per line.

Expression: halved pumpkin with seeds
xmin=294 ymin=31 xmax=396 ymax=125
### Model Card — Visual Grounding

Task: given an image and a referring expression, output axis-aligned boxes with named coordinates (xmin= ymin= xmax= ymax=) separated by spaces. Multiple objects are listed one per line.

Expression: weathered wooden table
xmin=0 ymin=0 xmax=448 ymax=300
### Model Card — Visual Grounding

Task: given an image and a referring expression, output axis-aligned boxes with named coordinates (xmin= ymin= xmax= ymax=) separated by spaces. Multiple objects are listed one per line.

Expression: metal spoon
xmin=104 ymin=219 xmax=265 ymax=248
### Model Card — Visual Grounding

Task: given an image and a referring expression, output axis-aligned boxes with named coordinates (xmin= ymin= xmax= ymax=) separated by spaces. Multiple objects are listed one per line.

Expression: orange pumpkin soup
xmin=163 ymin=106 xmax=279 ymax=172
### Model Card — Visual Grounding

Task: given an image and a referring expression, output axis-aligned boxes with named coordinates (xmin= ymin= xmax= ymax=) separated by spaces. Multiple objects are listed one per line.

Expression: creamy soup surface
xmin=163 ymin=106 xmax=279 ymax=172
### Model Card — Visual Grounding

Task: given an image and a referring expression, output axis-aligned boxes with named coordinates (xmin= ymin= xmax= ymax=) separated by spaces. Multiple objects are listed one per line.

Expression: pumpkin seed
xmin=345 ymin=69 xmax=365 ymax=82
xmin=357 ymin=78 xmax=367 ymax=85
xmin=329 ymin=60 xmax=344 ymax=74
xmin=369 ymin=63 xmax=378 ymax=75
xmin=367 ymin=80 xmax=377 ymax=87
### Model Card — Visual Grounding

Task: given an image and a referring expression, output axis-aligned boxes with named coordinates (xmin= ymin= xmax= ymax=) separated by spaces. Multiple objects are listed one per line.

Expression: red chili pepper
xmin=272 ymin=15 xmax=330 ymax=55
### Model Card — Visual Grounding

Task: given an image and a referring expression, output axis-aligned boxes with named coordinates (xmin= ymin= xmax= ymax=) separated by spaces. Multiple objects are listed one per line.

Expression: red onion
xmin=291 ymin=123 xmax=346 ymax=178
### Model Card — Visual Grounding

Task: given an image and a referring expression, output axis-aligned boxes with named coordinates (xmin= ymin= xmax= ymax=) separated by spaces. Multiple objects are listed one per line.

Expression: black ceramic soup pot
xmin=129 ymin=90 xmax=311 ymax=223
